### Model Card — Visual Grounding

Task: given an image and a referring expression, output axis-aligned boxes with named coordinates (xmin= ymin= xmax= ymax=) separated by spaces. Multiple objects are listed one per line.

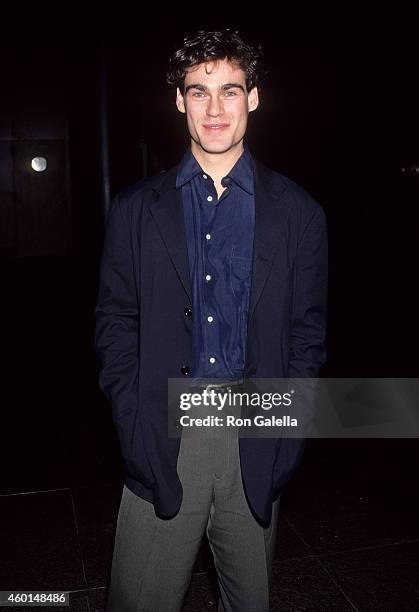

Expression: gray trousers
xmin=106 ymin=415 xmax=280 ymax=612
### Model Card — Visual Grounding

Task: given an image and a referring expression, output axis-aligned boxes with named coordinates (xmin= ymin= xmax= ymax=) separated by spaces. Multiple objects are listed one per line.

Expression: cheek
xmin=232 ymin=112 xmax=247 ymax=129
xmin=232 ymin=104 xmax=248 ymax=122
xmin=186 ymin=114 xmax=199 ymax=135
xmin=188 ymin=111 xmax=202 ymax=127
xmin=187 ymin=113 xmax=196 ymax=125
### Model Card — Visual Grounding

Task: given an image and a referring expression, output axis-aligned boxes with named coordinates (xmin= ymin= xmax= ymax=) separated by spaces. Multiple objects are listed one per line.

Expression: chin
xmin=198 ymin=140 xmax=236 ymax=155
xmin=203 ymin=145 xmax=231 ymax=154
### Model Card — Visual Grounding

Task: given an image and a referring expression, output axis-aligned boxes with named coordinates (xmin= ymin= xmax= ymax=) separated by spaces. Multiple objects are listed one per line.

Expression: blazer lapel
xmin=147 ymin=158 xmax=289 ymax=313
xmin=249 ymin=160 xmax=290 ymax=319
xmin=148 ymin=167 xmax=192 ymax=303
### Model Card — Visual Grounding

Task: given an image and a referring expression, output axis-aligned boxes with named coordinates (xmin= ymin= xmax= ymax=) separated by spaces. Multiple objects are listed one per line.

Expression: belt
xmin=189 ymin=378 xmax=244 ymax=393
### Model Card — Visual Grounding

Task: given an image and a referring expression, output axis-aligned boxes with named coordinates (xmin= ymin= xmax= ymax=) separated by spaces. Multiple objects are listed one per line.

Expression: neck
xmin=191 ymin=141 xmax=245 ymax=184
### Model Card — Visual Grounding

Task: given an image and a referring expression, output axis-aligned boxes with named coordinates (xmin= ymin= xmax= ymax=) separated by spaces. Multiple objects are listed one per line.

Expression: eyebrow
xmin=184 ymin=83 xmax=246 ymax=94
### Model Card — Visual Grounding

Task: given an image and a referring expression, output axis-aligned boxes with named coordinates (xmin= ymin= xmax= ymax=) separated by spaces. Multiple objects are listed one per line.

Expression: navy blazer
xmin=94 ymin=157 xmax=328 ymax=526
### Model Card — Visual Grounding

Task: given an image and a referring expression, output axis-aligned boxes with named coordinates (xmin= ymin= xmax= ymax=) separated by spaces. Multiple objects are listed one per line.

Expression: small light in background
xmin=31 ymin=156 xmax=47 ymax=172
xmin=401 ymin=162 xmax=419 ymax=177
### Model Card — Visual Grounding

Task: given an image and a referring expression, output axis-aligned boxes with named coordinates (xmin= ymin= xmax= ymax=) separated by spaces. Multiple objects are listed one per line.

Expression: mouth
xmin=203 ymin=124 xmax=229 ymax=132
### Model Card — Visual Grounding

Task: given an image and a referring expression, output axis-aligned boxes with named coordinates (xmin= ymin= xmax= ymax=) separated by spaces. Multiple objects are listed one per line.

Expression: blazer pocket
xmin=272 ymin=438 xmax=306 ymax=496
xmin=114 ymin=408 xmax=155 ymax=489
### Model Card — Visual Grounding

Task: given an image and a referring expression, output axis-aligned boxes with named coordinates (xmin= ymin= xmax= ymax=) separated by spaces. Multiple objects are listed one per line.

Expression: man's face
xmin=175 ymin=58 xmax=259 ymax=156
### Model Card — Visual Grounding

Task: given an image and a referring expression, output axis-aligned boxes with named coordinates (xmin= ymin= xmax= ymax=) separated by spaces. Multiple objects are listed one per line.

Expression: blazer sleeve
xmin=94 ymin=194 xmax=139 ymax=420
xmin=272 ymin=205 xmax=328 ymax=497
xmin=289 ymin=205 xmax=328 ymax=378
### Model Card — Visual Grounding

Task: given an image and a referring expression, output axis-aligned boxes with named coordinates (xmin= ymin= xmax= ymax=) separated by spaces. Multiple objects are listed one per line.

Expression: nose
xmin=206 ymin=94 xmax=224 ymax=117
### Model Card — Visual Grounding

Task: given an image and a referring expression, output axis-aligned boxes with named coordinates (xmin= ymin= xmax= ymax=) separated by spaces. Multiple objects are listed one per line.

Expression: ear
xmin=176 ymin=87 xmax=186 ymax=114
xmin=247 ymin=87 xmax=259 ymax=112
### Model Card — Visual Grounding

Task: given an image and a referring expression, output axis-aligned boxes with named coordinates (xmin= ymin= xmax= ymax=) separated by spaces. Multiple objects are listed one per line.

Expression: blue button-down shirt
xmin=177 ymin=145 xmax=255 ymax=380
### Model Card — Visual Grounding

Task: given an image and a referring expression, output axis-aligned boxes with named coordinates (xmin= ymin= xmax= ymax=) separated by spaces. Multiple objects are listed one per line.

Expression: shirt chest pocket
xmin=230 ymin=256 xmax=252 ymax=300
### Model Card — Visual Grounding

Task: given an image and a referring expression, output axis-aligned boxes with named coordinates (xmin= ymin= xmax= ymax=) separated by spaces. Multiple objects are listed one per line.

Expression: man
xmin=95 ymin=28 xmax=328 ymax=612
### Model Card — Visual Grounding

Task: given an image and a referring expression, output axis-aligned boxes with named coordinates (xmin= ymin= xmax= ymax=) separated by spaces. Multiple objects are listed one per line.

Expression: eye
xmin=224 ymin=90 xmax=237 ymax=97
xmin=191 ymin=91 xmax=206 ymax=98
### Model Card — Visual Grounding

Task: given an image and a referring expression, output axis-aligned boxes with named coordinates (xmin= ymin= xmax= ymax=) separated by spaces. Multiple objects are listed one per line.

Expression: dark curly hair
xmin=166 ymin=28 xmax=265 ymax=94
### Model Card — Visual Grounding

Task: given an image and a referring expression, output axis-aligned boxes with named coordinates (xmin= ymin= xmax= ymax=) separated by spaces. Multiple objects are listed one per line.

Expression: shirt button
xmin=205 ymin=274 xmax=211 ymax=281
xmin=207 ymin=195 xmax=213 ymax=202
xmin=203 ymin=174 xmax=208 ymax=179
xmin=209 ymin=357 xmax=216 ymax=364
xmin=205 ymin=234 xmax=211 ymax=240
xmin=184 ymin=308 xmax=192 ymax=317
xmin=207 ymin=316 xmax=214 ymax=323
xmin=180 ymin=364 xmax=191 ymax=375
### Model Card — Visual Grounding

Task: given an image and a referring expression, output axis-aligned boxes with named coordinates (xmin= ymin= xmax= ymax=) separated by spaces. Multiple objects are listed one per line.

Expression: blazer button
xmin=184 ymin=307 xmax=192 ymax=317
xmin=180 ymin=364 xmax=190 ymax=376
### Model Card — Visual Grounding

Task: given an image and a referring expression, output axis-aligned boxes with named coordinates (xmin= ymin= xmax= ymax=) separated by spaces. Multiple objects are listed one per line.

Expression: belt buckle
xmin=204 ymin=382 xmax=231 ymax=393
xmin=204 ymin=379 xmax=243 ymax=393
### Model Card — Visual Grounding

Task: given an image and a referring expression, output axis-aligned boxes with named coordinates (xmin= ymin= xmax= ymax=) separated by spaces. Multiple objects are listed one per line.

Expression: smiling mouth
xmin=203 ymin=124 xmax=229 ymax=131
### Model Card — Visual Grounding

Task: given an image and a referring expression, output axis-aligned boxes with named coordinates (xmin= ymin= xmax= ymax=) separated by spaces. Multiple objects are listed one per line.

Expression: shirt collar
xmin=176 ymin=148 xmax=203 ymax=188
xmin=176 ymin=144 xmax=254 ymax=195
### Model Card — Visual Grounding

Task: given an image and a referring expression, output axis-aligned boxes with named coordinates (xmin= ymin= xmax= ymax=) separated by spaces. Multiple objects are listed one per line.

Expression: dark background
xmin=1 ymin=5 xmax=418 ymax=610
